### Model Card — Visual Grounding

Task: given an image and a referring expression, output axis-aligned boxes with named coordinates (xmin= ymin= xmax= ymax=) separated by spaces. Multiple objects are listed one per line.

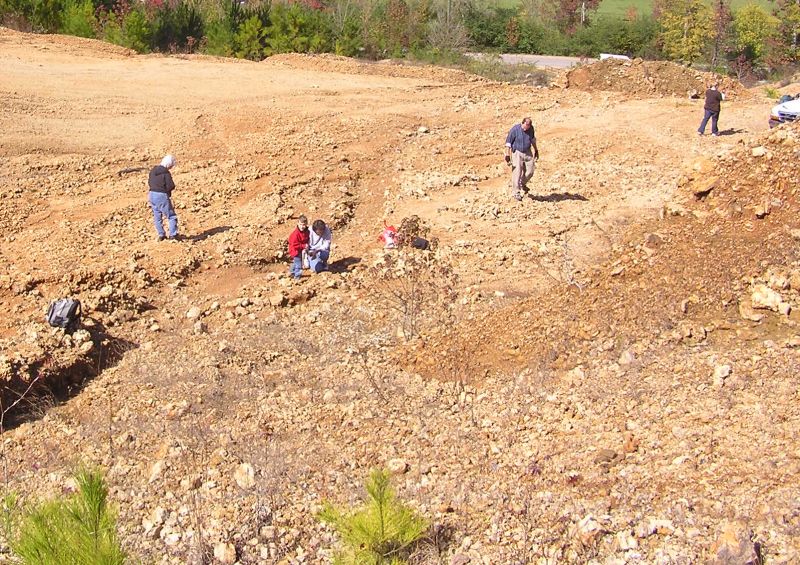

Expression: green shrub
xmin=100 ymin=11 xmax=123 ymax=45
xmin=266 ymin=2 xmax=332 ymax=55
xmin=121 ymin=7 xmax=151 ymax=52
xmin=30 ymin=0 xmax=65 ymax=32
xmin=464 ymin=5 xmax=516 ymax=49
xmin=329 ymin=0 xmax=363 ymax=57
xmin=203 ymin=0 xmax=248 ymax=57
xmin=99 ymin=6 xmax=151 ymax=53
xmin=568 ymin=15 xmax=659 ymax=57
xmin=333 ymin=19 xmax=362 ymax=57
xmin=235 ymin=14 xmax=266 ymax=60
xmin=319 ymin=469 xmax=429 ymax=565
xmin=10 ymin=468 xmax=127 ymax=565
xmin=764 ymin=86 xmax=779 ymax=98
xmin=0 ymin=0 xmax=24 ymax=18
xmin=358 ymin=0 xmax=428 ymax=58
xmin=515 ymin=18 xmax=567 ymax=54
xmin=358 ymin=0 xmax=390 ymax=58
xmin=410 ymin=47 xmax=467 ymax=66
xmin=151 ymin=0 xmax=204 ymax=53
xmin=60 ymin=0 xmax=96 ymax=38
xmin=204 ymin=17 xmax=237 ymax=56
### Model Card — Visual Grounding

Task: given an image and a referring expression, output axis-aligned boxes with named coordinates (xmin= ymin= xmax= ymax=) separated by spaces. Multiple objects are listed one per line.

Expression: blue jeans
xmin=290 ymin=256 xmax=303 ymax=279
xmin=148 ymin=191 xmax=178 ymax=238
xmin=309 ymin=250 xmax=329 ymax=273
xmin=698 ymin=110 xmax=720 ymax=135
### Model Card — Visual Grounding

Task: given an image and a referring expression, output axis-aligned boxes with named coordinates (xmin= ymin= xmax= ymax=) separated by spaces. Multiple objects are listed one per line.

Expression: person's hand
xmin=534 ymin=149 xmax=540 ymax=160
xmin=504 ymin=155 xmax=511 ymax=166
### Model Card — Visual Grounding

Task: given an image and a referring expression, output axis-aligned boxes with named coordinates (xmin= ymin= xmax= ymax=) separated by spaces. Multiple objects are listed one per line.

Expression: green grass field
xmin=493 ymin=0 xmax=775 ymax=19
xmin=596 ymin=0 xmax=775 ymax=19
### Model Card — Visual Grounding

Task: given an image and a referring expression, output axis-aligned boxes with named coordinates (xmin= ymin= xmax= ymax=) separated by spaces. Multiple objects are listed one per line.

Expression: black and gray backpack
xmin=46 ymin=298 xmax=82 ymax=331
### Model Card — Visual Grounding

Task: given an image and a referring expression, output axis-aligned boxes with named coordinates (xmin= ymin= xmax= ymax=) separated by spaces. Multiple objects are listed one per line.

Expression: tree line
xmin=0 ymin=0 xmax=797 ymax=77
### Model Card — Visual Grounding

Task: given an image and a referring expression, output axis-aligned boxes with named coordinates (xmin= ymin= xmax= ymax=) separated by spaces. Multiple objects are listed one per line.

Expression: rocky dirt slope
xmin=564 ymin=58 xmax=746 ymax=99
xmin=1 ymin=26 xmax=797 ymax=564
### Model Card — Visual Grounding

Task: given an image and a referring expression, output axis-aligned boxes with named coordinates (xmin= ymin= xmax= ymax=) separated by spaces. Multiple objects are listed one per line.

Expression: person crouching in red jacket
xmin=288 ymin=215 xmax=310 ymax=279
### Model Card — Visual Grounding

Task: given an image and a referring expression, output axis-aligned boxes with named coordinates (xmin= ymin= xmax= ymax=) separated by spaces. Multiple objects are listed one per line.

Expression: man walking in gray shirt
xmin=504 ymin=117 xmax=540 ymax=201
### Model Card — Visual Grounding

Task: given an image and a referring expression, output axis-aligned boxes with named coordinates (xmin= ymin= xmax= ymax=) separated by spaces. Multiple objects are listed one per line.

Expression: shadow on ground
xmin=716 ymin=128 xmax=747 ymax=136
xmin=190 ymin=226 xmax=232 ymax=242
xmin=530 ymin=192 xmax=588 ymax=202
xmin=329 ymin=257 xmax=361 ymax=273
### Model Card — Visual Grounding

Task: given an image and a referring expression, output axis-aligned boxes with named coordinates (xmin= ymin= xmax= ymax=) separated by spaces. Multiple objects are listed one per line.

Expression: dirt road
xmin=466 ymin=52 xmax=584 ymax=68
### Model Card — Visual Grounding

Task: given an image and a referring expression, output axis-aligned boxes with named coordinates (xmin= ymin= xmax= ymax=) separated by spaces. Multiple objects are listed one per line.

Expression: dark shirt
xmin=704 ymin=89 xmax=723 ymax=113
xmin=505 ymin=123 xmax=536 ymax=154
xmin=148 ymin=165 xmax=175 ymax=196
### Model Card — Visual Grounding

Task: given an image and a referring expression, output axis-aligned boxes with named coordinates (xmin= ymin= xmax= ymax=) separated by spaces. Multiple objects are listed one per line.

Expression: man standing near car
xmin=698 ymin=82 xmax=725 ymax=137
xmin=504 ymin=117 xmax=539 ymax=201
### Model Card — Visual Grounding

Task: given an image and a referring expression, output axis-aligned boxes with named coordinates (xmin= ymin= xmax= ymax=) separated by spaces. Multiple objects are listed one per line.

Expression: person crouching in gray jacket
xmin=148 ymin=154 xmax=180 ymax=241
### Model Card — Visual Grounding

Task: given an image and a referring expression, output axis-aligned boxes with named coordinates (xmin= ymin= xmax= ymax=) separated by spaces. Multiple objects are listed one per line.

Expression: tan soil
xmin=1 ymin=26 xmax=798 ymax=564
xmin=565 ymin=58 xmax=747 ymax=99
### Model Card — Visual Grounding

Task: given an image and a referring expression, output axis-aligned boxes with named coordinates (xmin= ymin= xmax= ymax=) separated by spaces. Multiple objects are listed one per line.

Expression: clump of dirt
xmin=678 ymin=121 xmax=799 ymax=210
xmin=565 ymin=58 xmax=746 ymax=98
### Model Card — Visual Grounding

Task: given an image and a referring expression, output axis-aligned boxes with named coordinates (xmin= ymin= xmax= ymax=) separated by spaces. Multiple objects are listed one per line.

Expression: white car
xmin=599 ymin=53 xmax=631 ymax=61
xmin=769 ymin=98 xmax=800 ymax=128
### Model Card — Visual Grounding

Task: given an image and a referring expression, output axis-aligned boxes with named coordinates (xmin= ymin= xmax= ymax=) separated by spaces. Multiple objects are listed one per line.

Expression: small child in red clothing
xmin=288 ymin=215 xmax=310 ymax=279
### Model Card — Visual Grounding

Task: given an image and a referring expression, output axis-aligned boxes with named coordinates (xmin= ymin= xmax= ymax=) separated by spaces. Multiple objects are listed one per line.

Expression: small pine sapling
xmin=10 ymin=468 xmax=127 ymax=565
xmin=319 ymin=469 xmax=429 ymax=565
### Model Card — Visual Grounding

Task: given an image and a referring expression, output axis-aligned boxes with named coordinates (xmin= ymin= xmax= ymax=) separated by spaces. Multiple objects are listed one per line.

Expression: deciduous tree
xmin=710 ymin=0 xmax=732 ymax=68
xmin=774 ymin=0 xmax=800 ymax=60
xmin=656 ymin=0 xmax=713 ymax=64
xmin=733 ymin=3 xmax=778 ymax=63
xmin=554 ymin=0 xmax=602 ymax=34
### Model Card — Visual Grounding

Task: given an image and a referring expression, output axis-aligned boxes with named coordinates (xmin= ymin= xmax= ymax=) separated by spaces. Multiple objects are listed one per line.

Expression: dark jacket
xmin=704 ymin=89 xmax=723 ymax=113
xmin=148 ymin=165 xmax=175 ymax=196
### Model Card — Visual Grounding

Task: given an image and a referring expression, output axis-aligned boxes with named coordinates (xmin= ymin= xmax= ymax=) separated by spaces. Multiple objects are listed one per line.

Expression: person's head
xmin=297 ymin=215 xmax=308 ymax=231
xmin=312 ymin=219 xmax=327 ymax=236
xmin=521 ymin=117 xmax=532 ymax=131
xmin=161 ymin=154 xmax=176 ymax=169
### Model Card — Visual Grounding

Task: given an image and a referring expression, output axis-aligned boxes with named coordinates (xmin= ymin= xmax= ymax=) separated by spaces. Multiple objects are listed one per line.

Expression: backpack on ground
xmin=46 ymin=298 xmax=82 ymax=331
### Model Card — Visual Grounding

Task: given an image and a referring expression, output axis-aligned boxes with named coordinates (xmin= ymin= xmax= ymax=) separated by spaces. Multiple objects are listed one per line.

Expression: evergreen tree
xmin=319 ymin=469 xmax=429 ymax=565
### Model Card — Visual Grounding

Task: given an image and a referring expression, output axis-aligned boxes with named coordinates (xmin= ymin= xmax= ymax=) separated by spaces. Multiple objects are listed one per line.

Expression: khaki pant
xmin=510 ymin=150 xmax=535 ymax=197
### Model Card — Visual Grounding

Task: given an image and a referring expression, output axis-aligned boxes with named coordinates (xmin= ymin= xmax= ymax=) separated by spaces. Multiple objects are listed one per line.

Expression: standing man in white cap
xmin=504 ymin=117 xmax=539 ymax=201
xmin=147 ymin=154 xmax=180 ymax=241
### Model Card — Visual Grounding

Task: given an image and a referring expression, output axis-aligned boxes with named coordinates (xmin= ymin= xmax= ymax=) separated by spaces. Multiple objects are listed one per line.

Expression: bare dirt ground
xmin=1 ymin=27 xmax=799 ymax=564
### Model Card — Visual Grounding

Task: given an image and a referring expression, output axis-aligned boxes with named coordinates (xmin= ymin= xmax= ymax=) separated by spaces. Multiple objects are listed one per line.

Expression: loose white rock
xmin=214 ymin=542 xmax=237 ymax=564
xmin=751 ymin=284 xmax=782 ymax=311
xmin=234 ymin=463 xmax=256 ymax=490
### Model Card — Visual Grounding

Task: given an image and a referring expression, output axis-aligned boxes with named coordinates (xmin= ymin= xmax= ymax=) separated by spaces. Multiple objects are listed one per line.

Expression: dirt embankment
xmin=565 ymin=58 xmax=747 ymax=98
